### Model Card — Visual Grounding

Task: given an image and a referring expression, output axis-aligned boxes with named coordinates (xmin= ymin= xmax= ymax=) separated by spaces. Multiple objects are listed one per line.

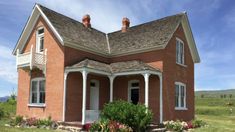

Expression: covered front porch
xmin=63 ymin=59 xmax=163 ymax=125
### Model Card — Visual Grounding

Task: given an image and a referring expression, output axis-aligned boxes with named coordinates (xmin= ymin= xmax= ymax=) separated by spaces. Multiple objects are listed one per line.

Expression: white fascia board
xmin=181 ymin=14 xmax=200 ymax=63
xmin=12 ymin=4 xmax=64 ymax=55
xmin=13 ymin=5 xmax=38 ymax=55
xmin=35 ymin=4 xmax=64 ymax=45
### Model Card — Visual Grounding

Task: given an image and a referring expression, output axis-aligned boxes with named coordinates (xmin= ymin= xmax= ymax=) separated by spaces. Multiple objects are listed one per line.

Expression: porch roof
xmin=66 ymin=59 xmax=160 ymax=74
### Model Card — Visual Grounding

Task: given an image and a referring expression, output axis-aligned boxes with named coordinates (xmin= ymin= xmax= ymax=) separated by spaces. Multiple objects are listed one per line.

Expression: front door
xmin=128 ymin=80 xmax=140 ymax=105
xmin=90 ymin=80 xmax=99 ymax=110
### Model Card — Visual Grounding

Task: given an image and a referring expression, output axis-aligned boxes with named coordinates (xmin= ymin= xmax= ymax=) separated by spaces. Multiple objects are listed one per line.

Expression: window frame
xmin=36 ymin=27 xmax=44 ymax=53
xmin=176 ymin=38 xmax=186 ymax=66
xmin=128 ymin=80 xmax=140 ymax=103
xmin=175 ymin=82 xmax=187 ymax=110
xmin=29 ymin=77 xmax=46 ymax=107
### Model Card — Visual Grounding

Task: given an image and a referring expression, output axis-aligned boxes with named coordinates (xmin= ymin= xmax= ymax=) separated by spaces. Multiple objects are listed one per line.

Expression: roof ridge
xmin=108 ymin=12 xmax=184 ymax=35
xmin=106 ymin=34 xmax=111 ymax=54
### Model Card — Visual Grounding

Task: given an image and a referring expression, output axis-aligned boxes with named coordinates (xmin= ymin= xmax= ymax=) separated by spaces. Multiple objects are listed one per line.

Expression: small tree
xmin=229 ymin=94 xmax=233 ymax=99
xmin=201 ymin=94 xmax=204 ymax=98
xmin=221 ymin=95 xmax=223 ymax=98
xmin=224 ymin=94 xmax=226 ymax=98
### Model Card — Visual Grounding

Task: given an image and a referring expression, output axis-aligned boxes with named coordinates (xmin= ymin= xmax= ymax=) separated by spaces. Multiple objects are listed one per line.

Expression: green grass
xmin=194 ymin=95 xmax=235 ymax=132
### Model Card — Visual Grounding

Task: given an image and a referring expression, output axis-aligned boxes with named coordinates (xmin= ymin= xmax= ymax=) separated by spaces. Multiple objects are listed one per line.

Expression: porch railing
xmin=16 ymin=45 xmax=47 ymax=74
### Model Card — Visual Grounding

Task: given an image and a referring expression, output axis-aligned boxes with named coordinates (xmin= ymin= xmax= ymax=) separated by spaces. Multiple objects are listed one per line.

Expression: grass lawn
xmin=193 ymin=115 xmax=235 ymax=132
xmin=193 ymin=97 xmax=235 ymax=132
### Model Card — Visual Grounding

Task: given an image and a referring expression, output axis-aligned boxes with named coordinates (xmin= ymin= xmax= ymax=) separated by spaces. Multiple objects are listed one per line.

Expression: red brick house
xmin=13 ymin=4 xmax=200 ymax=125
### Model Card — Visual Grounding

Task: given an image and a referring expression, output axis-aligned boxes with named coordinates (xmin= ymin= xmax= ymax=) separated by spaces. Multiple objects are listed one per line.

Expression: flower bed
xmin=163 ymin=119 xmax=206 ymax=131
xmin=6 ymin=116 xmax=58 ymax=130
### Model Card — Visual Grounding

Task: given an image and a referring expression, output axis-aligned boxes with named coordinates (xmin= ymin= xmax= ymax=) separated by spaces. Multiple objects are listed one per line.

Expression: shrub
xmin=36 ymin=117 xmax=53 ymax=127
xmin=192 ymin=119 xmax=206 ymax=128
xmin=100 ymin=100 xmax=153 ymax=132
xmin=0 ymin=108 xmax=4 ymax=120
xmin=26 ymin=117 xmax=38 ymax=126
xmin=9 ymin=115 xmax=24 ymax=126
xmin=164 ymin=120 xmax=184 ymax=132
xmin=89 ymin=118 xmax=132 ymax=132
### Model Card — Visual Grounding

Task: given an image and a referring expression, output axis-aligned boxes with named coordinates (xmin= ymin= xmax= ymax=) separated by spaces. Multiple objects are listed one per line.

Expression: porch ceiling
xmin=65 ymin=59 xmax=160 ymax=74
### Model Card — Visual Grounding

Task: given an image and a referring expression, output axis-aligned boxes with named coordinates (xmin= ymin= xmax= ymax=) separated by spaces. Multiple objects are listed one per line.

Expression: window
xmin=175 ymin=82 xmax=186 ymax=109
xmin=36 ymin=27 xmax=44 ymax=53
xmin=30 ymin=78 xmax=45 ymax=105
xmin=128 ymin=80 xmax=139 ymax=105
xmin=176 ymin=38 xmax=184 ymax=65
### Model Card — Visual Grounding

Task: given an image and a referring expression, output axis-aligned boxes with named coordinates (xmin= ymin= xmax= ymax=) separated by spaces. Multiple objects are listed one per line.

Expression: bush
xmin=0 ymin=108 xmax=4 ymax=120
xmin=26 ymin=117 xmax=38 ymax=126
xmin=192 ymin=119 xmax=206 ymax=128
xmin=164 ymin=120 xmax=184 ymax=132
xmin=36 ymin=117 xmax=53 ymax=127
xmin=89 ymin=118 xmax=132 ymax=132
xmin=9 ymin=115 xmax=24 ymax=126
xmin=100 ymin=100 xmax=153 ymax=132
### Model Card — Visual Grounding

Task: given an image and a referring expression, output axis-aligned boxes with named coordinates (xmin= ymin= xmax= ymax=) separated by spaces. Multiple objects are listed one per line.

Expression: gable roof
xmin=13 ymin=3 xmax=200 ymax=63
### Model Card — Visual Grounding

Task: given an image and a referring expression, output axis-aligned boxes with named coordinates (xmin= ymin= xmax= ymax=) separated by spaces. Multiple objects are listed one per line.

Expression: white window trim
xmin=128 ymin=80 xmax=140 ymax=103
xmin=29 ymin=77 xmax=46 ymax=107
xmin=36 ymin=27 xmax=44 ymax=53
xmin=175 ymin=82 xmax=187 ymax=110
xmin=176 ymin=38 xmax=186 ymax=66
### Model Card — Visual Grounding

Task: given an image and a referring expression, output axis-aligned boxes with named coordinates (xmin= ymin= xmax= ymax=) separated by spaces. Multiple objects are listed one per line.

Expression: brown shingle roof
xmin=39 ymin=5 xmax=109 ymax=54
xmin=68 ymin=59 xmax=160 ymax=73
xmin=38 ymin=4 xmax=183 ymax=56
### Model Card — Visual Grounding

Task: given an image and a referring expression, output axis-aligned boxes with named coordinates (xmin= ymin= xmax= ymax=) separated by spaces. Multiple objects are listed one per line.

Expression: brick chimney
xmin=122 ymin=17 xmax=130 ymax=32
xmin=82 ymin=14 xmax=91 ymax=28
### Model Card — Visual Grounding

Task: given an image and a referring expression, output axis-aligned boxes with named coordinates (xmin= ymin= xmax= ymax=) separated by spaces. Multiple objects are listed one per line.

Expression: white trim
xmin=108 ymin=76 xmax=116 ymax=102
xmin=128 ymin=80 xmax=140 ymax=103
xmin=174 ymin=82 xmax=187 ymax=110
xmin=181 ymin=13 xmax=200 ymax=63
xmin=28 ymin=103 xmax=46 ymax=108
xmin=35 ymin=4 xmax=63 ymax=44
xmin=143 ymin=73 xmax=150 ymax=107
xmin=62 ymin=72 xmax=68 ymax=122
xmin=82 ymin=70 xmax=88 ymax=125
xmin=29 ymin=77 xmax=46 ymax=105
xmin=159 ymin=75 xmax=163 ymax=123
xmin=176 ymin=37 xmax=185 ymax=65
xmin=36 ymin=27 xmax=44 ymax=53
xmin=13 ymin=4 xmax=64 ymax=55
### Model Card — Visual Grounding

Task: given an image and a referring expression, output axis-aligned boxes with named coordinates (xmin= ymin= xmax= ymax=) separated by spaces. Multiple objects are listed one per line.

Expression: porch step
xmin=57 ymin=122 xmax=84 ymax=132
xmin=147 ymin=123 xmax=166 ymax=132
xmin=57 ymin=125 xmax=82 ymax=132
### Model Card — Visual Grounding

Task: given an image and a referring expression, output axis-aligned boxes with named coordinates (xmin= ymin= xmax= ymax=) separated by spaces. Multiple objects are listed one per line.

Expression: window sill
xmin=176 ymin=63 xmax=187 ymax=68
xmin=28 ymin=104 xmax=46 ymax=108
xmin=175 ymin=107 xmax=188 ymax=110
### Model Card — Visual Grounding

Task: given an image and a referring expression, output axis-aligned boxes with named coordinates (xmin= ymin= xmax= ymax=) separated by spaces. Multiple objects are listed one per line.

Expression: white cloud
xmin=0 ymin=42 xmax=17 ymax=84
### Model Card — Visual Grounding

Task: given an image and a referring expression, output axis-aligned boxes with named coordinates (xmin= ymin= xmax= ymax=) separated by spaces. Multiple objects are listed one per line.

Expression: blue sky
xmin=0 ymin=0 xmax=235 ymax=96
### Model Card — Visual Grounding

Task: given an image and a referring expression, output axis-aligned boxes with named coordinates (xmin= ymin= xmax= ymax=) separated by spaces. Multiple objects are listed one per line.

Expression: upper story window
xmin=176 ymin=38 xmax=184 ymax=65
xmin=36 ymin=27 xmax=44 ymax=53
xmin=175 ymin=82 xmax=186 ymax=110
xmin=30 ymin=78 xmax=46 ymax=105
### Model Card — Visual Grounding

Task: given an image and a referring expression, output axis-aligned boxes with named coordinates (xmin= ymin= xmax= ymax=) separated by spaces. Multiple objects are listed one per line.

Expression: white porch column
xmin=62 ymin=72 xmax=68 ymax=122
xmin=143 ymin=73 xmax=150 ymax=107
xmin=108 ymin=76 xmax=115 ymax=102
xmin=82 ymin=70 xmax=88 ymax=125
xmin=159 ymin=74 xmax=163 ymax=123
